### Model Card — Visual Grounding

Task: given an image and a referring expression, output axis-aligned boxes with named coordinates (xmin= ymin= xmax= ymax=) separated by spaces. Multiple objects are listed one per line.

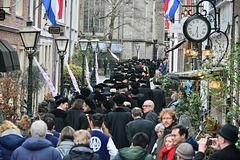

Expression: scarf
xmin=159 ymin=145 xmax=176 ymax=160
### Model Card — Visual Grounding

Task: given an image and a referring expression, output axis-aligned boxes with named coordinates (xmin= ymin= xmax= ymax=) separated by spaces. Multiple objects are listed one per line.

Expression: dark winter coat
xmin=125 ymin=118 xmax=157 ymax=153
xmin=145 ymin=111 xmax=159 ymax=125
xmin=11 ymin=137 xmax=62 ymax=160
xmin=152 ymin=88 xmax=166 ymax=114
xmin=0 ymin=130 xmax=25 ymax=160
xmin=66 ymin=109 xmax=83 ymax=130
xmin=194 ymin=144 xmax=240 ymax=160
xmin=63 ymin=145 xmax=100 ymax=160
xmin=138 ymin=86 xmax=152 ymax=100
xmin=107 ymin=108 xmax=133 ymax=149
xmin=49 ymin=109 xmax=68 ymax=132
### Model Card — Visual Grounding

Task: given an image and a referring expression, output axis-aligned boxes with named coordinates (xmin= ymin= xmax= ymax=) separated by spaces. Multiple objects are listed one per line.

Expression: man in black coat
xmin=194 ymin=124 xmax=240 ymax=160
xmin=126 ymin=107 xmax=157 ymax=153
xmin=49 ymin=97 xmax=68 ymax=132
xmin=138 ymin=80 xmax=152 ymax=100
xmin=106 ymin=94 xmax=133 ymax=149
xmin=152 ymin=82 xmax=166 ymax=114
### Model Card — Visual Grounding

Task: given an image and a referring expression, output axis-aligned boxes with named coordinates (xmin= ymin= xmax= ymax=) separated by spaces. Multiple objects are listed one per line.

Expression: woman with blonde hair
xmin=0 ymin=120 xmax=25 ymax=160
xmin=63 ymin=130 xmax=100 ymax=160
xmin=56 ymin=126 xmax=75 ymax=158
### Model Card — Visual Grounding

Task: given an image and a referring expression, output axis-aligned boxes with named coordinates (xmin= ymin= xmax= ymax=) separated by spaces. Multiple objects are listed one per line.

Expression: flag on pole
xmin=85 ymin=57 xmax=93 ymax=92
xmin=41 ymin=0 xmax=63 ymax=26
xmin=65 ymin=60 xmax=81 ymax=94
xmin=161 ymin=13 xmax=170 ymax=29
xmin=108 ymin=49 xmax=119 ymax=61
xmin=95 ymin=53 xmax=99 ymax=84
xmin=163 ymin=0 xmax=180 ymax=18
xmin=33 ymin=57 xmax=57 ymax=97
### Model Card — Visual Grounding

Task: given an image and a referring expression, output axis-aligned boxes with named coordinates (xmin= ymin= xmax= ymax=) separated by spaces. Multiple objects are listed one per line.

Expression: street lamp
xmin=105 ymin=41 xmax=111 ymax=78
xmin=19 ymin=19 xmax=41 ymax=117
xmin=90 ymin=37 xmax=99 ymax=86
xmin=135 ymin=43 xmax=140 ymax=59
xmin=55 ymin=32 xmax=69 ymax=96
xmin=79 ymin=36 xmax=89 ymax=88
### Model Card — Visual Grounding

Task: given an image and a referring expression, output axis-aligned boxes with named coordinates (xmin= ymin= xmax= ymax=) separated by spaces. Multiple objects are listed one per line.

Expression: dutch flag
xmin=163 ymin=0 xmax=180 ymax=18
xmin=42 ymin=0 xmax=63 ymax=26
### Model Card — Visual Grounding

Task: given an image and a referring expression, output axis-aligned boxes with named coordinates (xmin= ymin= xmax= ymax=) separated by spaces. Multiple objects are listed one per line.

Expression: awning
xmin=165 ymin=39 xmax=186 ymax=54
xmin=0 ymin=39 xmax=20 ymax=72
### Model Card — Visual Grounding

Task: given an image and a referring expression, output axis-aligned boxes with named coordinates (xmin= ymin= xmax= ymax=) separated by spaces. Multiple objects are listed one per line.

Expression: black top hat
xmin=216 ymin=124 xmax=239 ymax=143
xmin=113 ymin=94 xmax=125 ymax=105
xmin=81 ymin=88 xmax=91 ymax=97
xmin=55 ymin=97 xmax=68 ymax=106
xmin=84 ymin=98 xmax=96 ymax=110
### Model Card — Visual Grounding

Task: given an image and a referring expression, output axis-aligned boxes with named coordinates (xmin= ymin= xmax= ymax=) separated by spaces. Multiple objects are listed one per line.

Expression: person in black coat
xmin=49 ymin=97 xmax=69 ymax=132
xmin=152 ymin=82 xmax=166 ymax=114
xmin=126 ymin=107 xmax=157 ymax=153
xmin=194 ymin=124 xmax=240 ymax=160
xmin=66 ymin=98 xmax=85 ymax=130
xmin=131 ymin=88 xmax=146 ymax=109
xmin=77 ymin=98 xmax=96 ymax=130
xmin=138 ymin=80 xmax=152 ymax=100
xmin=106 ymin=94 xmax=133 ymax=149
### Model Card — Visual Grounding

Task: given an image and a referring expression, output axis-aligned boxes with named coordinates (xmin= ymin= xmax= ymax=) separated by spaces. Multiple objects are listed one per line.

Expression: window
xmin=83 ymin=0 xmax=104 ymax=33
xmin=3 ymin=0 xmax=11 ymax=12
xmin=16 ymin=0 xmax=23 ymax=17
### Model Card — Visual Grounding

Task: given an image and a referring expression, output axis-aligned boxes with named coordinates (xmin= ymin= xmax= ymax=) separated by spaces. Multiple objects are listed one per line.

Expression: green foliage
xmin=38 ymin=100 xmax=48 ymax=113
xmin=199 ymin=41 xmax=240 ymax=124
xmin=64 ymin=64 xmax=84 ymax=86
xmin=158 ymin=73 xmax=180 ymax=97
xmin=21 ymin=65 xmax=46 ymax=93
xmin=176 ymin=92 xmax=202 ymax=135
xmin=132 ymin=56 xmax=137 ymax=60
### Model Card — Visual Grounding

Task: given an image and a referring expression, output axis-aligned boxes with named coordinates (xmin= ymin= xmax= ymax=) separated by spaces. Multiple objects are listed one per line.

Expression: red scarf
xmin=159 ymin=145 xmax=176 ymax=160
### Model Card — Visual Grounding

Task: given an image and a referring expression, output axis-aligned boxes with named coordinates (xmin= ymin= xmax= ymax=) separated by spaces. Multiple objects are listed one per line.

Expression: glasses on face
xmin=143 ymin=105 xmax=152 ymax=107
xmin=162 ymin=117 xmax=172 ymax=120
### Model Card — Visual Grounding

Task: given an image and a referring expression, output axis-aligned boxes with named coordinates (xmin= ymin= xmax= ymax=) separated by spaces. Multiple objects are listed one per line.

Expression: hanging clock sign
xmin=183 ymin=15 xmax=211 ymax=43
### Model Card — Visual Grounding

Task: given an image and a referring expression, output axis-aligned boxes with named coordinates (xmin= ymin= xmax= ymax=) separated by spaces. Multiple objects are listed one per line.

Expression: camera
xmin=206 ymin=137 xmax=212 ymax=146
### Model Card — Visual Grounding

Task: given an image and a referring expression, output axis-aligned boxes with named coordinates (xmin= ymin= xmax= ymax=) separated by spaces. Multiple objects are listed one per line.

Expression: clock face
xmin=183 ymin=15 xmax=211 ymax=43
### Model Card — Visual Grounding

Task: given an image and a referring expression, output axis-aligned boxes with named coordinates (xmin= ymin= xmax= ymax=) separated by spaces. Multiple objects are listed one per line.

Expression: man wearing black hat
xmin=49 ymin=97 xmax=68 ymax=132
xmin=195 ymin=124 xmax=240 ymax=160
xmin=107 ymin=94 xmax=133 ymax=149
xmin=152 ymin=82 xmax=166 ymax=114
xmin=89 ymin=85 xmax=103 ymax=100
xmin=138 ymin=79 xmax=152 ymax=100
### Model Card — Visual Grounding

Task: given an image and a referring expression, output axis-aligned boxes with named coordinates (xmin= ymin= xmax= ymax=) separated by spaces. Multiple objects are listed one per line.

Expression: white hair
xmin=30 ymin=120 xmax=47 ymax=137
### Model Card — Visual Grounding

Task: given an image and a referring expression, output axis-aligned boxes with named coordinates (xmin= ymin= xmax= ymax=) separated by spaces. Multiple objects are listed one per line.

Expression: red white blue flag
xmin=85 ymin=57 xmax=93 ymax=92
xmin=95 ymin=53 xmax=99 ymax=84
xmin=41 ymin=0 xmax=63 ymax=26
xmin=163 ymin=0 xmax=180 ymax=18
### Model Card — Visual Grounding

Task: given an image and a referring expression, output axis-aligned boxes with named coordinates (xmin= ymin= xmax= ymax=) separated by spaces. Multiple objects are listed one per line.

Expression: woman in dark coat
xmin=66 ymin=98 xmax=85 ymax=130
xmin=63 ymin=130 xmax=100 ymax=160
xmin=78 ymin=98 xmax=96 ymax=130
xmin=0 ymin=120 xmax=25 ymax=160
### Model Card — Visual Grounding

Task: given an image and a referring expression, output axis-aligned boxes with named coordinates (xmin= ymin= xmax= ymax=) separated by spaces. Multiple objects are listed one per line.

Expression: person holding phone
xmin=194 ymin=124 xmax=240 ymax=160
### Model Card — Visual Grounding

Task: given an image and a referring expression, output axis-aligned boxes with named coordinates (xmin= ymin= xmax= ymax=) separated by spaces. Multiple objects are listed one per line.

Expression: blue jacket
xmin=11 ymin=137 xmax=62 ymax=160
xmin=0 ymin=133 xmax=24 ymax=160
xmin=185 ymin=137 xmax=198 ymax=151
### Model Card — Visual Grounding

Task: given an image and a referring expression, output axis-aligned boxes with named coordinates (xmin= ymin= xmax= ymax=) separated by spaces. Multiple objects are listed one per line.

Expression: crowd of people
xmin=0 ymin=59 xmax=239 ymax=160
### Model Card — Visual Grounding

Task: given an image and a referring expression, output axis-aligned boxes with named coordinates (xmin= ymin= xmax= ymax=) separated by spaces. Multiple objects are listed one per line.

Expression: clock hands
xmin=195 ymin=27 xmax=199 ymax=38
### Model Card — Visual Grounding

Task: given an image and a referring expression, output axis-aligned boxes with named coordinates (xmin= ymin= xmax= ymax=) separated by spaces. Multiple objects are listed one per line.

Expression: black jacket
xmin=49 ymin=109 xmax=68 ymax=132
xmin=152 ymin=88 xmax=166 ymax=114
xmin=126 ymin=118 xmax=157 ymax=153
xmin=138 ymin=86 xmax=152 ymax=100
xmin=194 ymin=144 xmax=240 ymax=160
xmin=63 ymin=145 xmax=100 ymax=160
xmin=107 ymin=108 xmax=133 ymax=149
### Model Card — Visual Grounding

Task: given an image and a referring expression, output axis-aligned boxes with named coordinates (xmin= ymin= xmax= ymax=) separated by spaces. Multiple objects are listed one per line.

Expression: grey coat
xmin=56 ymin=140 xmax=75 ymax=158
